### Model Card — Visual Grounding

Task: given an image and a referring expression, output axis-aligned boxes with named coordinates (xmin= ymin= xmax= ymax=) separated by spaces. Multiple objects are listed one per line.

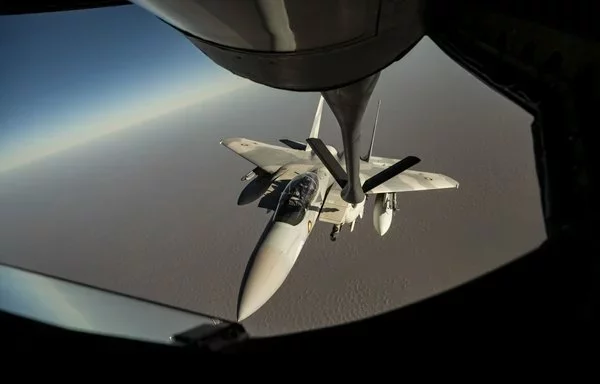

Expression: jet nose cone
xmin=237 ymin=242 xmax=297 ymax=322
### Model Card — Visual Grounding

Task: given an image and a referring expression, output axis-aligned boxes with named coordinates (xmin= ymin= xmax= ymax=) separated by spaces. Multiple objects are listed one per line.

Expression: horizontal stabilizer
xmin=279 ymin=139 xmax=307 ymax=151
xmin=362 ymin=156 xmax=421 ymax=193
xmin=306 ymin=138 xmax=348 ymax=189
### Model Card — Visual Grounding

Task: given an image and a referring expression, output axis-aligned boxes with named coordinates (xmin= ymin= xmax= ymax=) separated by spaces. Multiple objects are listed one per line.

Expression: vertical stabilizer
xmin=306 ymin=96 xmax=324 ymax=149
xmin=361 ymin=99 xmax=381 ymax=162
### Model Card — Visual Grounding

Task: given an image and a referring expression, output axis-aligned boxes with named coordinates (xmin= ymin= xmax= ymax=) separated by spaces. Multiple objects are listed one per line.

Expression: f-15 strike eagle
xmin=220 ymin=96 xmax=459 ymax=321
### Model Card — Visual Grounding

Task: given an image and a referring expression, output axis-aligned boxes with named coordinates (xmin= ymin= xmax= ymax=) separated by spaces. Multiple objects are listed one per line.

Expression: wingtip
xmin=220 ymin=138 xmax=236 ymax=147
xmin=447 ymin=176 xmax=460 ymax=189
xmin=220 ymin=137 xmax=247 ymax=147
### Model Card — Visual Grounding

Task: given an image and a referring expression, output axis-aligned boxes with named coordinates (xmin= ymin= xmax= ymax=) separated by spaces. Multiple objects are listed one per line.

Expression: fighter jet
xmin=221 ymin=96 xmax=459 ymax=321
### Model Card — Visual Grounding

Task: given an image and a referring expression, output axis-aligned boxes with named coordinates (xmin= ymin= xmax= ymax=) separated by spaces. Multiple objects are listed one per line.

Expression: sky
xmin=0 ymin=5 xmax=249 ymax=172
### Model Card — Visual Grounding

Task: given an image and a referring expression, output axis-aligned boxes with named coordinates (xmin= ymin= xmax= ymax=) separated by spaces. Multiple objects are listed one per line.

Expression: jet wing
xmin=361 ymin=157 xmax=459 ymax=194
xmin=220 ymin=138 xmax=310 ymax=174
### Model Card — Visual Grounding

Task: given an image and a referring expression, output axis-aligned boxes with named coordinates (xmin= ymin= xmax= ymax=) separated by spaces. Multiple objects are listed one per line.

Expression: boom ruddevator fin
xmin=308 ymin=138 xmax=421 ymax=194
xmin=306 ymin=138 xmax=348 ymax=189
xmin=362 ymin=156 xmax=421 ymax=193
xmin=279 ymin=139 xmax=306 ymax=151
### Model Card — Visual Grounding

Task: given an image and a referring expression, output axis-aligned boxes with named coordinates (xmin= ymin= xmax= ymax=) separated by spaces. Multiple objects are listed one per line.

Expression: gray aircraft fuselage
xmin=237 ymin=165 xmax=333 ymax=321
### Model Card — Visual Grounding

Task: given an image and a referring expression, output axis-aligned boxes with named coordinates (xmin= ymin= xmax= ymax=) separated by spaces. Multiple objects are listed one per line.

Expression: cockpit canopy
xmin=274 ymin=172 xmax=319 ymax=226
